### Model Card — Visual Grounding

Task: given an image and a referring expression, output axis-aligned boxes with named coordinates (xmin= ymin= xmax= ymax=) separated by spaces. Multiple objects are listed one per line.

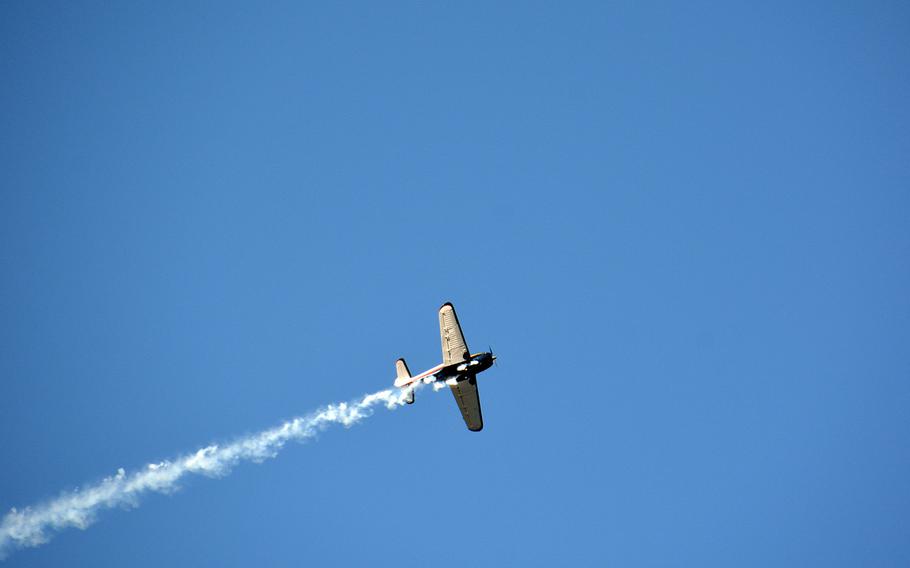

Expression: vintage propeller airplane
xmin=393 ymin=302 xmax=495 ymax=431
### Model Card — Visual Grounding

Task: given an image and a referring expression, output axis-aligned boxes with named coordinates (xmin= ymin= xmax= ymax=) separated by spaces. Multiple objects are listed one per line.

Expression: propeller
xmin=489 ymin=345 xmax=498 ymax=366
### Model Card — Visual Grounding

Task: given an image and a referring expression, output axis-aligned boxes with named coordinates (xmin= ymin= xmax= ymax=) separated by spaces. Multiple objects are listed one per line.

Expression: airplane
xmin=393 ymin=302 xmax=495 ymax=431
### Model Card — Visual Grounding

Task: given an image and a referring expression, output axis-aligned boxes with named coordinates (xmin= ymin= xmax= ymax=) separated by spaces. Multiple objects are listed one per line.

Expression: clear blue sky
xmin=1 ymin=2 xmax=908 ymax=566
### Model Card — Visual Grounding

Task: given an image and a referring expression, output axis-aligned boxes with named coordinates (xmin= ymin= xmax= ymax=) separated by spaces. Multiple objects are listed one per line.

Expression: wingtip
xmin=439 ymin=301 xmax=454 ymax=311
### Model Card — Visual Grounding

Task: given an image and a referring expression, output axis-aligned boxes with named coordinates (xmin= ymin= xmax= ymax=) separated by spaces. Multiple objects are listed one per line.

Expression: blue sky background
xmin=1 ymin=2 xmax=908 ymax=566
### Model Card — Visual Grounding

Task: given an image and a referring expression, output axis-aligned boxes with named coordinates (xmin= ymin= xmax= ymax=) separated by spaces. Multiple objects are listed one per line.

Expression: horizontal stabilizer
xmin=395 ymin=358 xmax=411 ymax=381
xmin=395 ymin=358 xmax=415 ymax=404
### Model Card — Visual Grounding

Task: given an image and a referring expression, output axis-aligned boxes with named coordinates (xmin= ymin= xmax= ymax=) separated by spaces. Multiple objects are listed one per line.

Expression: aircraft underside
xmin=393 ymin=303 xmax=494 ymax=432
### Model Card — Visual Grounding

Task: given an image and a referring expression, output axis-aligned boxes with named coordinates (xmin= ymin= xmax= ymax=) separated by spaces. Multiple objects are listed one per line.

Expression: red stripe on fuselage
xmin=394 ymin=362 xmax=445 ymax=387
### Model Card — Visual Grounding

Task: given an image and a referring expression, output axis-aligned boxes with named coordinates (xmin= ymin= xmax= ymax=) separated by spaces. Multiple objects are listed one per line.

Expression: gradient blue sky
xmin=2 ymin=2 xmax=909 ymax=566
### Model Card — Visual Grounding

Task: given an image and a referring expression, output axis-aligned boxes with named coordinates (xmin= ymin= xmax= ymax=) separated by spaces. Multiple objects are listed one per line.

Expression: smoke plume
xmin=0 ymin=384 xmax=419 ymax=559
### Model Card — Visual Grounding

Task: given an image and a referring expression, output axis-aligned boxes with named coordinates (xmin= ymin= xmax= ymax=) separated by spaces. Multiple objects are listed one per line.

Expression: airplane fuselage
xmin=437 ymin=351 xmax=496 ymax=385
xmin=402 ymin=351 xmax=495 ymax=387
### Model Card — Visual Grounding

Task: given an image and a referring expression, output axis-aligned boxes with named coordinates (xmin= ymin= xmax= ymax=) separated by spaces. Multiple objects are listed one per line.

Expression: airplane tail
xmin=395 ymin=358 xmax=416 ymax=404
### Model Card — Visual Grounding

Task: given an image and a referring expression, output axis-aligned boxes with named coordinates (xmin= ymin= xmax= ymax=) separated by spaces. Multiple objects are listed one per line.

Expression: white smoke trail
xmin=0 ymin=384 xmax=420 ymax=559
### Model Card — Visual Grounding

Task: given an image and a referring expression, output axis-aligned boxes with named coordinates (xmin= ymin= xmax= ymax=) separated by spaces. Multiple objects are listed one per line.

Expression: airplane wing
xmin=439 ymin=302 xmax=469 ymax=365
xmin=450 ymin=375 xmax=483 ymax=431
xmin=439 ymin=303 xmax=484 ymax=430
